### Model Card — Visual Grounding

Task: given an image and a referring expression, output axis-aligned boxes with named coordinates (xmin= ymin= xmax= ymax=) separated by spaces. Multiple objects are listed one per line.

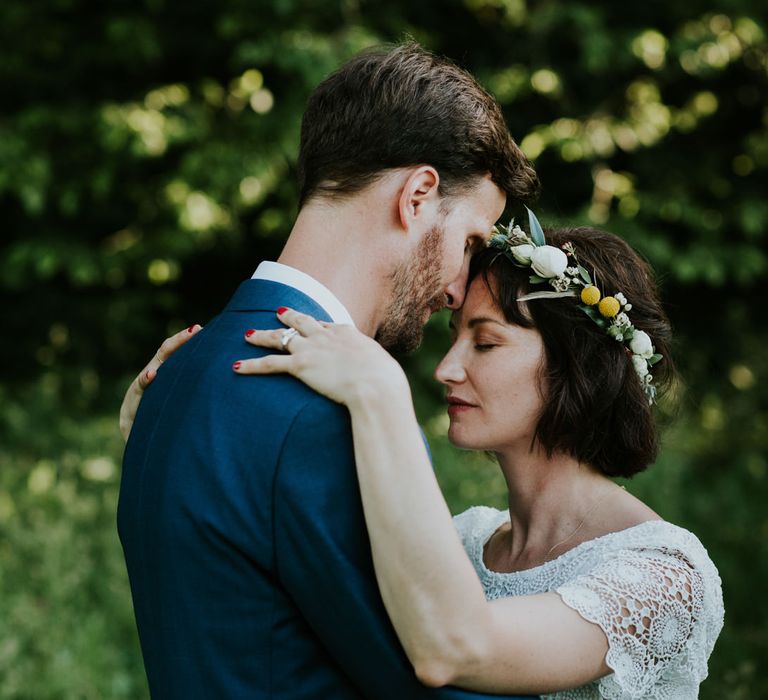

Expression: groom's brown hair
xmin=297 ymin=42 xmax=538 ymax=207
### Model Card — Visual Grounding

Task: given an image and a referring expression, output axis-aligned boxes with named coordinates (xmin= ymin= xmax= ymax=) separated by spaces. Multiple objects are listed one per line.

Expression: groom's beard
xmin=376 ymin=225 xmax=445 ymax=355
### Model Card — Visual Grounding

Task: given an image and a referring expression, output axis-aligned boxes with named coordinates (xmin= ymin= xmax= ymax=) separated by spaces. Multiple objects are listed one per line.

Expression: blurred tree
xmin=1 ymin=0 xmax=766 ymax=696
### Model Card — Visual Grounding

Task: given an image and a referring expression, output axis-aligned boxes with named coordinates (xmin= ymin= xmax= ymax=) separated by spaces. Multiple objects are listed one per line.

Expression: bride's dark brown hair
xmin=468 ymin=226 xmax=677 ymax=478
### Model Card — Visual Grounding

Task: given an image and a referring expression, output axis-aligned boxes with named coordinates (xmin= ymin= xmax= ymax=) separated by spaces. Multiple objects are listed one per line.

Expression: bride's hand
xmin=233 ymin=308 xmax=407 ymax=407
xmin=119 ymin=324 xmax=202 ymax=441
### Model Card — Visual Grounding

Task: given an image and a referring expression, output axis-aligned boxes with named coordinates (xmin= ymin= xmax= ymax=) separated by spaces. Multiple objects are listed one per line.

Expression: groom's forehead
xmin=448 ymin=177 xmax=507 ymax=226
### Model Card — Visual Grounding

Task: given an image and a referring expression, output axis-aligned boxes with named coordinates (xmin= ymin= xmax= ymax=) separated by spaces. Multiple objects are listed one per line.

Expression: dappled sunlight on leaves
xmin=1 ymin=0 xmax=766 ymax=695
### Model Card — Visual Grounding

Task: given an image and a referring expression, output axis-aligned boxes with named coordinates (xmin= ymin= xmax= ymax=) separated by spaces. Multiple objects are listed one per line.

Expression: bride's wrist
xmin=347 ymin=360 xmax=410 ymax=413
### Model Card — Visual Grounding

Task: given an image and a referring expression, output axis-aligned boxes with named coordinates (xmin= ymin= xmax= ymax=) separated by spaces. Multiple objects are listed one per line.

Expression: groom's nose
xmin=444 ymin=263 xmax=470 ymax=310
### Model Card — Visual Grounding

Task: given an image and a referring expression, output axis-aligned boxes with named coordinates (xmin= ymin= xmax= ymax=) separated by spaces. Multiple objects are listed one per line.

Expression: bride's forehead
xmin=459 ymin=278 xmax=497 ymax=314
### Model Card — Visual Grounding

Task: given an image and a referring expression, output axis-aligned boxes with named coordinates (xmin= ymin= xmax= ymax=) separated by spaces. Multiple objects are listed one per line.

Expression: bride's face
xmin=434 ymin=276 xmax=547 ymax=452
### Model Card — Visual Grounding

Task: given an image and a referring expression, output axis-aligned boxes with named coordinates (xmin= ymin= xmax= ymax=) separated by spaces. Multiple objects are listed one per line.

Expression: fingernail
xmin=245 ymin=329 xmax=255 ymax=337
xmin=187 ymin=325 xmax=195 ymax=333
xmin=232 ymin=361 xmax=241 ymax=371
xmin=277 ymin=306 xmax=288 ymax=315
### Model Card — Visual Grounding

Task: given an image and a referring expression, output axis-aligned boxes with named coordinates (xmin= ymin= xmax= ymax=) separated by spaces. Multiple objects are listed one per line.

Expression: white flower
xmin=630 ymin=330 xmax=654 ymax=359
xmin=615 ymin=292 xmax=627 ymax=305
xmin=530 ymin=245 xmax=569 ymax=278
xmin=506 ymin=225 xmax=529 ymax=245
xmin=510 ymin=244 xmax=535 ymax=265
xmin=566 ymin=266 xmax=579 ymax=276
xmin=550 ymin=276 xmax=571 ymax=292
xmin=632 ymin=355 xmax=649 ymax=378
xmin=615 ymin=312 xmax=631 ymax=328
xmin=624 ymin=303 xmax=633 ymax=311
xmin=607 ymin=325 xmax=624 ymax=341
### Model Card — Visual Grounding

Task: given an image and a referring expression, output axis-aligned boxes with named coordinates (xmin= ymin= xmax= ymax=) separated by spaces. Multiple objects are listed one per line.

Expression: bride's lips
xmin=446 ymin=396 xmax=477 ymax=416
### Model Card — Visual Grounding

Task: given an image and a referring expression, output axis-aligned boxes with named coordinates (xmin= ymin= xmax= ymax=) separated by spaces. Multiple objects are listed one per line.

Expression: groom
xmin=119 ymin=43 xmax=538 ymax=698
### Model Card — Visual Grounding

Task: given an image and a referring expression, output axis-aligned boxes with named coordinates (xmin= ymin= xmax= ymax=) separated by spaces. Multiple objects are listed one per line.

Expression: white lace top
xmin=454 ymin=507 xmax=724 ymax=700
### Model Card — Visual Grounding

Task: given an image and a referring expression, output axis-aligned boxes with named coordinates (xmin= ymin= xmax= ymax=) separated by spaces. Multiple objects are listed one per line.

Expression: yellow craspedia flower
xmin=598 ymin=296 xmax=621 ymax=318
xmin=580 ymin=286 xmax=601 ymax=306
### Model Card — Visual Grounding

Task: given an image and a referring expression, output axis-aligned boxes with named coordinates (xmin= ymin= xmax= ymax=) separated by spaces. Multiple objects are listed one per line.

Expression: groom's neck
xmin=276 ymin=195 xmax=398 ymax=338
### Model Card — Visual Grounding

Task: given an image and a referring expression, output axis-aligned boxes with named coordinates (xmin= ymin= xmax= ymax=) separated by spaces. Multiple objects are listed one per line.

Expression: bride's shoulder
xmin=596 ymin=489 xmax=717 ymax=569
xmin=600 ymin=520 xmax=723 ymax=605
xmin=611 ymin=519 xmax=715 ymax=561
xmin=635 ymin=520 xmax=721 ymax=576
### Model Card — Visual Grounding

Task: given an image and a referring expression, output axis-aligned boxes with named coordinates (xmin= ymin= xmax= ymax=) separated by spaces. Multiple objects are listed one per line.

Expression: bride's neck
xmin=494 ymin=446 xmax=612 ymax=558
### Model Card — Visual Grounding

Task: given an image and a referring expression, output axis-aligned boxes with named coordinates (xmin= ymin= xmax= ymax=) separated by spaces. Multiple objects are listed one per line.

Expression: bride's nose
xmin=434 ymin=345 xmax=467 ymax=385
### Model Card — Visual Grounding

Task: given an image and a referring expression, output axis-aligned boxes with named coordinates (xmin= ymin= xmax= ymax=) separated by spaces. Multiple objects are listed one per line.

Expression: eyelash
xmin=474 ymin=343 xmax=496 ymax=351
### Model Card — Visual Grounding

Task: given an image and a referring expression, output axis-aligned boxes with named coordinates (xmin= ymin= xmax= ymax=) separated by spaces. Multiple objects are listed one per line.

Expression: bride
xmin=123 ymin=218 xmax=723 ymax=698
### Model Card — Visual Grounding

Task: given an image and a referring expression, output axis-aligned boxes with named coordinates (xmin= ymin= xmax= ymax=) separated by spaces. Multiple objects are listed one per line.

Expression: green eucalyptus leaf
xmin=578 ymin=265 xmax=592 ymax=284
xmin=579 ymin=305 xmax=607 ymax=328
xmin=529 ymin=274 xmax=547 ymax=284
xmin=649 ymin=353 xmax=663 ymax=365
xmin=526 ymin=206 xmax=546 ymax=247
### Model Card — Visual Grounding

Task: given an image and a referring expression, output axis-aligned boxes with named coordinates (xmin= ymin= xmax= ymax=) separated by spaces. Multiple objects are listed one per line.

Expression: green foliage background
xmin=1 ymin=0 xmax=766 ymax=696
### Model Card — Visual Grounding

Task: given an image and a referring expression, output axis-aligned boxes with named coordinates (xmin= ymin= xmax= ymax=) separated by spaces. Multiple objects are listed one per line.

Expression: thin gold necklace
xmin=540 ymin=485 xmax=624 ymax=565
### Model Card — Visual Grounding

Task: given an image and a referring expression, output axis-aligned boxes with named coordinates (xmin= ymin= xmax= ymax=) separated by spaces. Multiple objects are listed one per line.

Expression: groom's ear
xmin=397 ymin=166 xmax=441 ymax=232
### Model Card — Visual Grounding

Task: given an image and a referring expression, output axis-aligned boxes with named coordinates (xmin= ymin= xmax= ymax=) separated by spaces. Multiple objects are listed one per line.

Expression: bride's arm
xmin=237 ymin=309 xmax=611 ymax=694
xmin=119 ymin=324 xmax=202 ymax=441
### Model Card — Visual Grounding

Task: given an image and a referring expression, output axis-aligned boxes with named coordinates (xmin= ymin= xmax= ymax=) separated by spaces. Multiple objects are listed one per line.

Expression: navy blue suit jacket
xmin=119 ymin=279 xmax=535 ymax=699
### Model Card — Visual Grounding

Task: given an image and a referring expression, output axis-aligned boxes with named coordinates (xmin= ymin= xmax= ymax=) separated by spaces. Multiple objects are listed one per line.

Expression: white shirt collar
xmin=251 ymin=261 xmax=355 ymax=326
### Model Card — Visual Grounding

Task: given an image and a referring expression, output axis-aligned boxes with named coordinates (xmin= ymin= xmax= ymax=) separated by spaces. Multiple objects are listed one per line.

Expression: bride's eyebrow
xmin=448 ymin=316 xmax=505 ymax=332
xmin=467 ymin=317 xmax=506 ymax=329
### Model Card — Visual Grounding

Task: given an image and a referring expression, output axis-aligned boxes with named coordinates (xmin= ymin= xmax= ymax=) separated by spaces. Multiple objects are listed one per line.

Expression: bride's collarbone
xmin=483 ymin=506 xmax=663 ymax=574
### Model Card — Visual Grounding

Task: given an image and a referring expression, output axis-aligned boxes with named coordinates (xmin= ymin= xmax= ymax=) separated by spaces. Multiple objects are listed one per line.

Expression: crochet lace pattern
xmin=454 ymin=507 xmax=724 ymax=699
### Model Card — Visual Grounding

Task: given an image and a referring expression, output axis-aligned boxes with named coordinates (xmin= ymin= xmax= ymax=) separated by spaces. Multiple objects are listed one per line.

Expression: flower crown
xmin=489 ymin=208 xmax=663 ymax=405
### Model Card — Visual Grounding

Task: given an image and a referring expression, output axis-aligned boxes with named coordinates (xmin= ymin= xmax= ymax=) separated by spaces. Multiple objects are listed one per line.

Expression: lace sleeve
xmin=556 ymin=544 xmax=723 ymax=699
xmin=453 ymin=506 xmax=498 ymax=546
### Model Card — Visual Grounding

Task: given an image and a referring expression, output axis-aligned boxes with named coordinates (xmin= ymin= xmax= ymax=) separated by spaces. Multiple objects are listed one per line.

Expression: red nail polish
xmin=245 ymin=329 xmax=255 ymax=337
xmin=187 ymin=325 xmax=195 ymax=333
xmin=232 ymin=361 xmax=241 ymax=371
xmin=277 ymin=306 xmax=288 ymax=315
